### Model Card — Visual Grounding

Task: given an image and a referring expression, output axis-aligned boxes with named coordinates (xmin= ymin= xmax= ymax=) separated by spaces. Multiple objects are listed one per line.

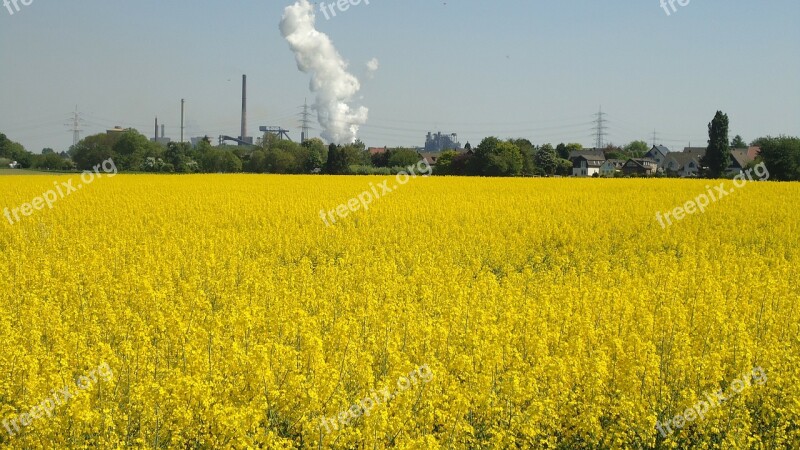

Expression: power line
xmin=592 ymin=106 xmax=608 ymax=149
xmin=64 ymin=106 xmax=83 ymax=146
xmin=299 ymin=99 xmax=313 ymax=142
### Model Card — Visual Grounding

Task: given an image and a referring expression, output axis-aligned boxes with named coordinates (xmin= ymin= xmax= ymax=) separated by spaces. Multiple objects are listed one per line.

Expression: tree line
xmin=2 ymin=113 xmax=799 ymax=180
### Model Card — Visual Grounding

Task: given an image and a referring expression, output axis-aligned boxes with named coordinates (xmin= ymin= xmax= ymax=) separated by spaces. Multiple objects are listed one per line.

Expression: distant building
xmin=622 ymin=158 xmax=658 ymax=176
xmin=729 ymin=147 xmax=759 ymax=174
xmin=674 ymin=146 xmax=760 ymax=176
xmin=663 ymin=152 xmax=701 ymax=177
xmin=572 ymin=155 xmax=605 ymax=177
xmin=425 ymin=132 xmax=460 ymax=152
xmin=599 ymin=159 xmax=626 ymax=177
xmin=419 ymin=152 xmax=440 ymax=166
xmin=568 ymin=149 xmax=606 ymax=162
xmin=191 ymin=137 xmax=212 ymax=147
xmin=682 ymin=147 xmax=707 ymax=159
xmin=644 ymin=145 xmax=670 ymax=167
xmin=151 ymin=124 xmax=171 ymax=145
xmin=107 ymin=126 xmax=132 ymax=135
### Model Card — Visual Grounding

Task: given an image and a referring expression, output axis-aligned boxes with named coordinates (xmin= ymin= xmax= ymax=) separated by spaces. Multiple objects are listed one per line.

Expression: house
xmin=729 ymin=147 xmax=758 ymax=174
xmin=568 ymin=149 xmax=606 ymax=162
xmin=742 ymin=146 xmax=760 ymax=160
xmin=419 ymin=152 xmax=439 ymax=166
xmin=368 ymin=147 xmax=388 ymax=156
xmin=678 ymin=146 xmax=760 ymax=176
xmin=622 ymin=158 xmax=657 ymax=176
xmin=572 ymin=155 xmax=605 ymax=177
xmin=644 ymin=145 xmax=670 ymax=167
xmin=599 ymin=159 xmax=626 ymax=177
xmin=663 ymin=152 xmax=701 ymax=177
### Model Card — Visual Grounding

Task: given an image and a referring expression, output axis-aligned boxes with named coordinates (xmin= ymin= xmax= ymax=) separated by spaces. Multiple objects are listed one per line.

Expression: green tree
xmin=434 ymin=150 xmax=459 ymax=175
xmin=472 ymin=137 xmax=501 ymax=176
xmin=510 ymin=139 xmax=536 ymax=176
xmin=113 ymin=130 xmax=161 ymax=171
xmin=165 ymin=142 xmax=196 ymax=172
xmin=301 ymin=138 xmax=327 ymax=172
xmin=32 ymin=153 xmax=69 ymax=170
xmin=264 ymin=149 xmax=297 ymax=173
xmin=731 ymin=135 xmax=747 ymax=149
xmin=555 ymin=158 xmax=573 ymax=176
xmin=69 ymin=133 xmax=117 ymax=170
xmin=534 ymin=144 xmax=558 ymax=175
xmin=624 ymin=140 xmax=649 ymax=157
xmin=371 ymin=149 xmax=390 ymax=167
xmin=352 ymin=139 xmax=366 ymax=152
xmin=701 ymin=111 xmax=732 ymax=178
xmin=0 ymin=133 xmax=33 ymax=167
xmin=340 ymin=143 xmax=370 ymax=169
xmin=221 ymin=151 xmax=243 ymax=173
xmin=246 ymin=150 xmax=267 ymax=173
xmin=325 ymin=144 xmax=347 ymax=174
xmin=556 ymin=143 xmax=568 ymax=160
xmin=388 ymin=148 xmax=421 ymax=168
xmin=752 ymin=136 xmax=800 ymax=181
xmin=200 ymin=148 xmax=242 ymax=173
xmin=486 ymin=141 xmax=523 ymax=176
xmin=472 ymin=137 xmax=523 ymax=176
xmin=556 ymin=143 xmax=583 ymax=160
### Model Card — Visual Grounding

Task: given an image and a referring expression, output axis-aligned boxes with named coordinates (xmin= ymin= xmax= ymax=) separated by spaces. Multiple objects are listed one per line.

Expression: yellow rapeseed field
xmin=0 ymin=174 xmax=798 ymax=449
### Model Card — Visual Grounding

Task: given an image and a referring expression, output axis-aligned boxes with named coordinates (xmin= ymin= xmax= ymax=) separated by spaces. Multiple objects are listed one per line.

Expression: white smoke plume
xmin=366 ymin=57 xmax=380 ymax=73
xmin=280 ymin=0 xmax=368 ymax=145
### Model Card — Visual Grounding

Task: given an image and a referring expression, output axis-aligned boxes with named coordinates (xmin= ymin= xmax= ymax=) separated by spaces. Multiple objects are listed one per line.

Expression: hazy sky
xmin=1 ymin=0 xmax=798 ymax=153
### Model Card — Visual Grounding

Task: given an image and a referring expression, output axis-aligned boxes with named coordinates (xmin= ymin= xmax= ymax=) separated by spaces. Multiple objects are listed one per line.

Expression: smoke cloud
xmin=280 ymin=0 xmax=368 ymax=145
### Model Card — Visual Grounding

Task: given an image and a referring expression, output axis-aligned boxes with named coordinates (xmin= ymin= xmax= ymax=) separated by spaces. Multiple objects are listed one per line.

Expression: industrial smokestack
xmin=241 ymin=74 xmax=247 ymax=143
xmin=154 ymin=117 xmax=158 ymax=141
xmin=161 ymin=124 xmax=165 ymax=139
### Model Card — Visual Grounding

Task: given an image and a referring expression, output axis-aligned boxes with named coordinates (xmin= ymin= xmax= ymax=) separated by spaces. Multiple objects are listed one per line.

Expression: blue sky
xmin=1 ymin=0 xmax=798 ymax=152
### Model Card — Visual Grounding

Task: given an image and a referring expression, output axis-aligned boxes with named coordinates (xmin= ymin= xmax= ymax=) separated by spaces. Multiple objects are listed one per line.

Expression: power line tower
xmin=652 ymin=130 xmax=658 ymax=147
xmin=299 ymin=99 xmax=313 ymax=142
xmin=592 ymin=106 xmax=608 ymax=149
xmin=65 ymin=106 xmax=83 ymax=146
xmin=180 ymin=99 xmax=185 ymax=143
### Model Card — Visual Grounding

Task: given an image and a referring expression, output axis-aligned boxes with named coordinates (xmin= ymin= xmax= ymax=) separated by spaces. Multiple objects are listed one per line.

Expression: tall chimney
xmin=154 ymin=117 xmax=158 ymax=141
xmin=161 ymin=124 xmax=165 ymax=139
xmin=241 ymin=74 xmax=247 ymax=143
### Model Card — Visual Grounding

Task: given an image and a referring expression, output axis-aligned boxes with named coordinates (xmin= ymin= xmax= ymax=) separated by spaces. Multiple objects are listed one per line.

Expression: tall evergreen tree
xmin=701 ymin=111 xmax=731 ymax=178
xmin=325 ymin=143 xmax=349 ymax=174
